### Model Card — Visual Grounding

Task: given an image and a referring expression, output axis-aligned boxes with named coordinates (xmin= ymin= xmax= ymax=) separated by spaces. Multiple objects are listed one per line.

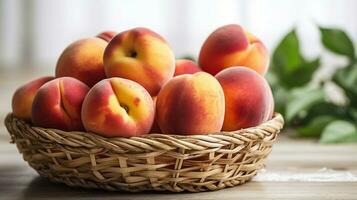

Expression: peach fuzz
xmin=81 ymin=78 xmax=154 ymax=137
xmin=31 ymin=77 xmax=89 ymax=131
xmin=156 ymin=72 xmax=225 ymax=135
xmin=199 ymin=24 xmax=269 ymax=76
xmin=103 ymin=27 xmax=175 ymax=96
xmin=97 ymin=31 xmax=117 ymax=42
xmin=12 ymin=76 xmax=54 ymax=121
xmin=56 ymin=37 xmax=108 ymax=87
xmin=174 ymin=59 xmax=202 ymax=76
xmin=215 ymin=67 xmax=274 ymax=131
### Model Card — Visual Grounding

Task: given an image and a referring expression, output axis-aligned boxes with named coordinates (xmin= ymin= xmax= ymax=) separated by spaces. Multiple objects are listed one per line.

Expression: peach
xmin=12 ymin=76 xmax=54 ymax=121
xmin=32 ymin=77 xmax=89 ymax=131
xmin=215 ymin=67 xmax=274 ymax=131
xmin=97 ymin=31 xmax=117 ymax=42
xmin=174 ymin=59 xmax=201 ymax=76
xmin=199 ymin=24 xmax=269 ymax=76
xmin=56 ymin=37 xmax=108 ymax=87
xmin=103 ymin=27 xmax=175 ymax=96
xmin=149 ymin=96 xmax=161 ymax=133
xmin=81 ymin=78 xmax=154 ymax=137
xmin=156 ymin=72 xmax=225 ymax=135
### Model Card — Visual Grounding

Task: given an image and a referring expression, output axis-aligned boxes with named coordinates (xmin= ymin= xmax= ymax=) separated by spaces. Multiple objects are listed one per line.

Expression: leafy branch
xmin=269 ymin=27 xmax=357 ymax=143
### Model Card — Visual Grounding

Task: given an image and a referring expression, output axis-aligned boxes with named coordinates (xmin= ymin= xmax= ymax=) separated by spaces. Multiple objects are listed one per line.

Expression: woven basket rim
xmin=6 ymin=112 xmax=284 ymax=139
xmin=5 ymin=112 xmax=284 ymax=153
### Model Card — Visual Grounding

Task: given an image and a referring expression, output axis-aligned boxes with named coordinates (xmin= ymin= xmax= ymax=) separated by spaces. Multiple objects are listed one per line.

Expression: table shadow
xmin=19 ymin=177 xmax=198 ymax=200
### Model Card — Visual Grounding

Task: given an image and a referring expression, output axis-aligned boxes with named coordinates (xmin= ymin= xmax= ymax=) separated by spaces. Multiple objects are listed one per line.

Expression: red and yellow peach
xmin=199 ymin=24 xmax=269 ymax=76
xmin=81 ymin=78 xmax=154 ymax=137
xmin=215 ymin=67 xmax=274 ymax=131
xmin=31 ymin=77 xmax=89 ymax=131
xmin=156 ymin=72 xmax=225 ymax=135
xmin=56 ymin=37 xmax=108 ymax=87
xmin=103 ymin=27 xmax=175 ymax=96
xmin=174 ymin=59 xmax=201 ymax=76
xmin=12 ymin=76 xmax=54 ymax=121
xmin=97 ymin=31 xmax=117 ymax=42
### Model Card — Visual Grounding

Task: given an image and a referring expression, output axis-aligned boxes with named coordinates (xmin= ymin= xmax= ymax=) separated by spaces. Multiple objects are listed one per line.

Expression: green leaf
xmin=320 ymin=120 xmax=357 ymax=143
xmin=266 ymin=71 xmax=287 ymax=114
xmin=297 ymin=115 xmax=336 ymax=138
xmin=272 ymin=86 xmax=289 ymax=114
xmin=266 ymin=71 xmax=279 ymax=89
xmin=281 ymin=58 xmax=320 ymax=88
xmin=285 ymin=87 xmax=325 ymax=123
xmin=300 ymin=102 xmax=350 ymax=125
xmin=272 ymin=30 xmax=304 ymax=74
xmin=319 ymin=27 xmax=355 ymax=59
xmin=350 ymin=109 xmax=357 ymax=122
xmin=333 ymin=64 xmax=357 ymax=108
xmin=272 ymin=29 xmax=320 ymax=89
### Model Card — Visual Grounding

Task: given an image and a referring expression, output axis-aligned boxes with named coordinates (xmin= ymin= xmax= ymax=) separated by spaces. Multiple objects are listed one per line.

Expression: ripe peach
xmin=199 ymin=24 xmax=269 ymax=76
xmin=81 ymin=78 xmax=154 ymax=137
xmin=174 ymin=59 xmax=201 ymax=76
xmin=12 ymin=76 xmax=54 ymax=121
xmin=156 ymin=72 xmax=225 ymax=135
xmin=97 ymin=31 xmax=117 ymax=42
xmin=103 ymin=27 xmax=175 ymax=96
xmin=56 ymin=37 xmax=107 ymax=87
xmin=215 ymin=67 xmax=274 ymax=131
xmin=32 ymin=77 xmax=89 ymax=131
xmin=149 ymin=96 xmax=161 ymax=133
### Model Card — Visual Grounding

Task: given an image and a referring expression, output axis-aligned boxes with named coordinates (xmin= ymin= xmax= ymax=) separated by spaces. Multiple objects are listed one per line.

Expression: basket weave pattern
xmin=5 ymin=113 xmax=283 ymax=192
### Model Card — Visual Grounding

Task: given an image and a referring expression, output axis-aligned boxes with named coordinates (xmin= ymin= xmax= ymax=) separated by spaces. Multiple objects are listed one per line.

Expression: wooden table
xmin=1 ymin=68 xmax=357 ymax=199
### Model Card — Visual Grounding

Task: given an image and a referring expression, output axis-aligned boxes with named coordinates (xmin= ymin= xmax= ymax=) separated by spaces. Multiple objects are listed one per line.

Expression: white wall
xmin=1 ymin=0 xmax=356 ymax=69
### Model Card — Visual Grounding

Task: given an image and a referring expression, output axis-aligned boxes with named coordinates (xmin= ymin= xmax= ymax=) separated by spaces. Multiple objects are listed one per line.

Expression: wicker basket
xmin=5 ymin=113 xmax=284 ymax=192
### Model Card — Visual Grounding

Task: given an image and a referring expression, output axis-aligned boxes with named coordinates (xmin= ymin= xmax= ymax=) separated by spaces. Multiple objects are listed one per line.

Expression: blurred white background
xmin=0 ymin=0 xmax=357 ymax=71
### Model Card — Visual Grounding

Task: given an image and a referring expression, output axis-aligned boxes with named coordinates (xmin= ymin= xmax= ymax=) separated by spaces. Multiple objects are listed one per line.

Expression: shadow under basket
xmin=5 ymin=113 xmax=284 ymax=192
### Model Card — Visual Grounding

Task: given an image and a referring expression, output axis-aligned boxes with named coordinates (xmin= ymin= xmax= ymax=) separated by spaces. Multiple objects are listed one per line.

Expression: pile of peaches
xmin=12 ymin=24 xmax=274 ymax=137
